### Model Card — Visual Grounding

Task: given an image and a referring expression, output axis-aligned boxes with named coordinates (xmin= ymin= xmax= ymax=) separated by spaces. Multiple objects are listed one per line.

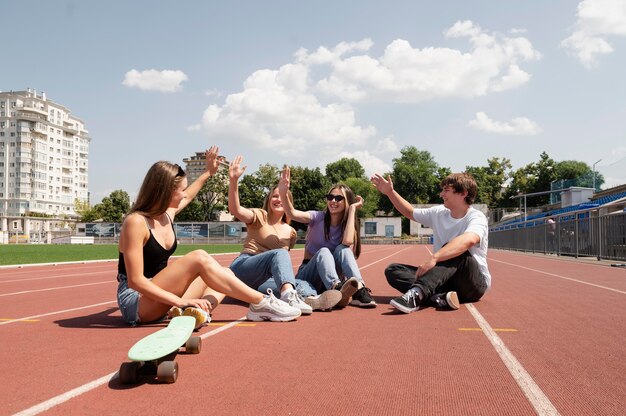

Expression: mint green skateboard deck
xmin=119 ymin=316 xmax=202 ymax=384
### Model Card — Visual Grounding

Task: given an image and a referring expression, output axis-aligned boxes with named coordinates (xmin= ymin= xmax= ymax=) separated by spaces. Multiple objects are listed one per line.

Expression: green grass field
xmin=0 ymin=244 xmax=267 ymax=266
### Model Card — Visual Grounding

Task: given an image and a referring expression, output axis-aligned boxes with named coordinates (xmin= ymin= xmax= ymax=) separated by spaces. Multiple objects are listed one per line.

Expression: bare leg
xmin=139 ymin=250 xmax=263 ymax=322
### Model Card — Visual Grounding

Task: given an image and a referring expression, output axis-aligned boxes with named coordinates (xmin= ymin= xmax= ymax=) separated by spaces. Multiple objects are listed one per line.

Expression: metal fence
xmin=489 ymin=211 xmax=626 ymax=261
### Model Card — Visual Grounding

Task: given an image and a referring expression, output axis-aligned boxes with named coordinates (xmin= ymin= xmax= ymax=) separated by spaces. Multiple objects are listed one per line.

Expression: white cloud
xmin=468 ymin=112 xmax=542 ymax=135
xmin=305 ymin=21 xmax=541 ymax=103
xmin=561 ymin=0 xmax=626 ymax=68
xmin=337 ymin=150 xmax=392 ymax=177
xmin=122 ymin=69 xmax=188 ymax=92
xmin=195 ymin=22 xmax=540 ymax=169
xmin=196 ymin=63 xmax=376 ymax=159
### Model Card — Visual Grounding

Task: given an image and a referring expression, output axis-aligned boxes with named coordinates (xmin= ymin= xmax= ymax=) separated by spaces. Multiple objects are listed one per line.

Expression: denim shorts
xmin=117 ymin=273 xmax=141 ymax=326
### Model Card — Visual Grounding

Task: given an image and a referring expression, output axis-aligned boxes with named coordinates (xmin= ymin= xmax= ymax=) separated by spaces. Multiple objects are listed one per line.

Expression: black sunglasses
xmin=174 ymin=164 xmax=186 ymax=177
xmin=326 ymin=194 xmax=345 ymax=202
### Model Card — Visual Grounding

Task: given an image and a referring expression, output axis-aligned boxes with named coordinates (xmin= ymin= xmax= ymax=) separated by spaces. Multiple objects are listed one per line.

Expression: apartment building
xmin=0 ymin=89 xmax=90 ymax=218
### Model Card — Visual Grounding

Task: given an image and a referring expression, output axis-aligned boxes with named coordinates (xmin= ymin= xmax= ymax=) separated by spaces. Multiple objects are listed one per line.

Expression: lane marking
xmin=12 ymin=316 xmax=248 ymax=416
xmin=490 ymin=258 xmax=626 ymax=295
xmin=0 ymin=281 xmax=113 ymax=297
xmin=458 ymin=327 xmax=518 ymax=332
xmin=0 ymin=301 xmax=117 ymax=326
xmin=0 ymin=318 xmax=39 ymax=323
xmin=0 ymin=271 xmax=113 ymax=284
xmin=360 ymin=246 xmax=414 ymax=270
xmin=208 ymin=322 xmax=255 ymax=327
xmin=466 ymin=304 xmax=560 ymax=416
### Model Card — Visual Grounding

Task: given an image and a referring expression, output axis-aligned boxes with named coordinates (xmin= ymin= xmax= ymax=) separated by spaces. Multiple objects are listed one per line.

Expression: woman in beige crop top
xmin=227 ymin=156 xmax=342 ymax=313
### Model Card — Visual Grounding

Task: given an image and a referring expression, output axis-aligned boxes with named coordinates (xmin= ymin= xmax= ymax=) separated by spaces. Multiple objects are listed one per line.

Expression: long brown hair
xmin=323 ymin=183 xmax=361 ymax=258
xmin=262 ymin=184 xmax=293 ymax=224
xmin=129 ymin=161 xmax=186 ymax=218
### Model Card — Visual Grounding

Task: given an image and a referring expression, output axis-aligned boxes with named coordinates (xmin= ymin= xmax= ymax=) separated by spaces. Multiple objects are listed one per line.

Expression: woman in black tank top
xmin=116 ymin=146 xmax=300 ymax=326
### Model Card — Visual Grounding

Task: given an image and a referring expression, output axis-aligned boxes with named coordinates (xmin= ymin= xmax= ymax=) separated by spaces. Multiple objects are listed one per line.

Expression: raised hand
xmin=370 ymin=173 xmax=394 ymax=196
xmin=279 ymin=165 xmax=291 ymax=194
xmin=229 ymin=155 xmax=247 ymax=181
xmin=351 ymin=195 xmax=364 ymax=210
xmin=205 ymin=146 xmax=220 ymax=176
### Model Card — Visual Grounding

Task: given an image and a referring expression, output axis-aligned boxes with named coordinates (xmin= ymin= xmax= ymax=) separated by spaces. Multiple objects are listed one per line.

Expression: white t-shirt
xmin=413 ymin=205 xmax=491 ymax=289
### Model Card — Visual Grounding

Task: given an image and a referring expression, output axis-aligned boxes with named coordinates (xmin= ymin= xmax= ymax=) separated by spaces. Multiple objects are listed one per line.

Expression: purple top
xmin=304 ymin=210 xmax=343 ymax=257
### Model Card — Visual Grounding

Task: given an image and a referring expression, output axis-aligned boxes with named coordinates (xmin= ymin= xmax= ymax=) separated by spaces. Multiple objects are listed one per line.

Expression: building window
xmin=365 ymin=222 xmax=377 ymax=235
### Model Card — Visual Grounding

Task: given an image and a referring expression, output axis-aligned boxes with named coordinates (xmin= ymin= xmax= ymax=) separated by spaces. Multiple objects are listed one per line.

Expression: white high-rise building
xmin=0 ymin=89 xmax=90 ymax=217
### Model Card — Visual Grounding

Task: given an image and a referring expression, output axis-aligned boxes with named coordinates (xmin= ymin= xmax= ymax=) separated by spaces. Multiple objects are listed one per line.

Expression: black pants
xmin=384 ymin=251 xmax=487 ymax=303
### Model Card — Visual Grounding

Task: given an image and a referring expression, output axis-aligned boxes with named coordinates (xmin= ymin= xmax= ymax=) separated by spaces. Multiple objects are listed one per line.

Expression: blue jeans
xmin=291 ymin=245 xmax=363 ymax=297
xmin=230 ymin=249 xmax=297 ymax=291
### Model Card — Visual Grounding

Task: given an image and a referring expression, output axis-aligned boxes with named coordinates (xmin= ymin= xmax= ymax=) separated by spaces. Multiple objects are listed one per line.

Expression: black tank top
xmin=117 ymin=213 xmax=178 ymax=278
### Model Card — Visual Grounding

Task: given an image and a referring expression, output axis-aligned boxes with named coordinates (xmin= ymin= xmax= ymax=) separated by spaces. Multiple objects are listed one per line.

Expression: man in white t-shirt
xmin=370 ymin=172 xmax=491 ymax=313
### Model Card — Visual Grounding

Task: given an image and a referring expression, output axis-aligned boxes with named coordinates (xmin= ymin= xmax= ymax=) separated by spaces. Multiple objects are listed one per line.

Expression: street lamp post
xmin=592 ymin=159 xmax=602 ymax=191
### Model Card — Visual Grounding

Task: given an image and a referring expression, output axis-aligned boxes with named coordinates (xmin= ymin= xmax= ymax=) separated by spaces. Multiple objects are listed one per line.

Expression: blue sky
xmin=2 ymin=0 xmax=626 ymax=203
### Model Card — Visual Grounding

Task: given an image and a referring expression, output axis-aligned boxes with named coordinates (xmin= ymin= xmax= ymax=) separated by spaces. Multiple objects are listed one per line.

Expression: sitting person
xmin=116 ymin=146 xmax=301 ymax=327
xmin=227 ymin=155 xmax=341 ymax=313
xmin=276 ymin=166 xmax=377 ymax=309
xmin=370 ymin=172 xmax=491 ymax=313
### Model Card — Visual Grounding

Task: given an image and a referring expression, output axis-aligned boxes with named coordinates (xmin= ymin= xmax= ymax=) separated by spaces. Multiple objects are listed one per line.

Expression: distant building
xmin=182 ymin=151 xmax=207 ymax=183
xmin=0 ymin=89 xmax=90 ymax=217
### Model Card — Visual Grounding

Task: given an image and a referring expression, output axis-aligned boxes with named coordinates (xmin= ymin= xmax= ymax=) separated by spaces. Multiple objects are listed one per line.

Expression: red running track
xmin=1 ymin=245 xmax=625 ymax=415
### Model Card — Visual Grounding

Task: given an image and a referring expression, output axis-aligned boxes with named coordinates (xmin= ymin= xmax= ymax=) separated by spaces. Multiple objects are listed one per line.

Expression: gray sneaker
xmin=304 ymin=289 xmax=342 ymax=311
xmin=247 ymin=289 xmax=301 ymax=322
xmin=281 ymin=288 xmax=313 ymax=315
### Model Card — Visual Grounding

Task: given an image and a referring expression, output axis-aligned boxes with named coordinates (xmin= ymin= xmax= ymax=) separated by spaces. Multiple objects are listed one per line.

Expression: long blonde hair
xmin=129 ymin=161 xmax=186 ymax=218
xmin=262 ymin=184 xmax=293 ymax=224
xmin=323 ymin=184 xmax=361 ymax=258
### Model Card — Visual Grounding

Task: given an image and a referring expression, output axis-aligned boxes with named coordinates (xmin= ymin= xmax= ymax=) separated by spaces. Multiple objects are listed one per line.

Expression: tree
xmin=289 ymin=165 xmax=330 ymax=212
xmin=196 ymin=166 xmax=229 ymax=221
xmin=87 ymin=190 xmax=130 ymax=222
xmin=238 ymin=163 xmax=281 ymax=209
xmin=343 ymin=177 xmax=379 ymax=218
xmin=379 ymin=146 xmax=443 ymax=215
xmin=465 ymin=157 xmax=511 ymax=208
xmin=325 ymin=158 xmax=366 ymax=183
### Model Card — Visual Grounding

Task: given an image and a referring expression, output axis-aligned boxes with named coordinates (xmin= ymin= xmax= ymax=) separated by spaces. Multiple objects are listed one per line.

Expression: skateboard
xmin=119 ymin=316 xmax=202 ymax=384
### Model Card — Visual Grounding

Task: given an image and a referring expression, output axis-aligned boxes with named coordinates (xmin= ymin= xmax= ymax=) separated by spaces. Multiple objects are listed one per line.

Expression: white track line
xmin=0 ymin=301 xmax=117 ymax=326
xmin=490 ymin=258 xmax=626 ymax=295
xmin=360 ymin=246 xmax=413 ymax=270
xmin=466 ymin=304 xmax=560 ymax=416
xmin=12 ymin=317 xmax=248 ymax=416
xmin=0 ymin=271 xmax=113 ymax=284
xmin=423 ymin=246 xmax=559 ymax=414
xmin=0 ymin=281 xmax=113 ymax=297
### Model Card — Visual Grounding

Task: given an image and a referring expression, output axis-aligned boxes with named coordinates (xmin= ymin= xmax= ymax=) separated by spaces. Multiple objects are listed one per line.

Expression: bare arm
xmin=278 ymin=166 xmax=311 ymax=223
xmin=342 ymin=195 xmax=363 ymax=247
xmin=370 ymin=174 xmax=415 ymax=219
xmin=228 ymin=155 xmax=255 ymax=223
xmin=417 ymin=232 xmax=480 ymax=277
xmin=171 ymin=146 xmax=220 ymax=217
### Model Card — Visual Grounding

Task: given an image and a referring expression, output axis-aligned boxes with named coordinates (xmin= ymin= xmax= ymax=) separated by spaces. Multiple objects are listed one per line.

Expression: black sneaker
xmin=430 ymin=291 xmax=460 ymax=310
xmin=390 ymin=288 xmax=423 ymax=313
xmin=350 ymin=286 xmax=377 ymax=308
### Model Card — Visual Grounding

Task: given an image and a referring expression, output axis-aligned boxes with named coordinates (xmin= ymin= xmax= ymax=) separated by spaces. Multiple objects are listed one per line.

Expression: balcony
xmin=19 ymin=104 xmax=48 ymax=116
xmin=15 ymin=111 xmax=47 ymax=122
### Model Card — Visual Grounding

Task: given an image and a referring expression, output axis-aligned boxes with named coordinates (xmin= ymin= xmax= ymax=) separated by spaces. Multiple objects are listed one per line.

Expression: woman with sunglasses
xmin=277 ymin=166 xmax=377 ymax=308
xmin=116 ymin=146 xmax=301 ymax=327
xmin=227 ymin=155 xmax=342 ymax=313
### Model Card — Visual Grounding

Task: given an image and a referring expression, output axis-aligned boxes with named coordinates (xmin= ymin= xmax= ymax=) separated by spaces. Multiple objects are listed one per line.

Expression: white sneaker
xmin=281 ymin=289 xmax=313 ymax=315
xmin=247 ymin=289 xmax=301 ymax=322
xmin=182 ymin=307 xmax=211 ymax=329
